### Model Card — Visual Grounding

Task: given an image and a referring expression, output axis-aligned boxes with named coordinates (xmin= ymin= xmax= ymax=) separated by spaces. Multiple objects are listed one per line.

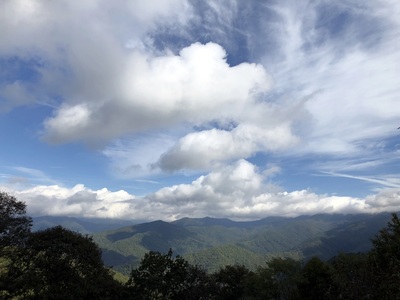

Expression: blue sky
xmin=1 ymin=0 xmax=400 ymax=221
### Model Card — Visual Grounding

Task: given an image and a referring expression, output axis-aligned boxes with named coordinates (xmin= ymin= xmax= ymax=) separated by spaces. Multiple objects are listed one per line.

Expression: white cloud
xmin=2 ymin=159 xmax=400 ymax=221
xmin=10 ymin=184 xmax=135 ymax=219
xmin=321 ymin=172 xmax=400 ymax=189
xmin=102 ymin=134 xmax=177 ymax=178
xmin=0 ymin=0 xmax=191 ymax=54
xmin=366 ymin=188 xmax=400 ymax=210
xmin=147 ymin=160 xmax=370 ymax=219
xmin=123 ymin=0 xmax=191 ymax=23
xmin=0 ymin=82 xmax=33 ymax=112
xmin=157 ymin=123 xmax=297 ymax=171
xmin=0 ymin=167 xmax=59 ymax=190
xmin=42 ymin=42 xmax=270 ymax=143
xmin=257 ymin=0 xmax=400 ymax=158
xmin=1 ymin=0 xmax=283 ymax=177
xmin=0 ymin=0 xmax=192 ymax=110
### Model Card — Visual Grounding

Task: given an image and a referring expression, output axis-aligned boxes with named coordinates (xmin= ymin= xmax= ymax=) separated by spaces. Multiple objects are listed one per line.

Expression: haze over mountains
xmin=33 ymin=212 xmax=395 ymax=275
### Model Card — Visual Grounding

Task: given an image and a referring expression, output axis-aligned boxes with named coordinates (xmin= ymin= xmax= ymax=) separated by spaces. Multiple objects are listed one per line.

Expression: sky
xmin=1 ymin=0 xmax=400 ymax=221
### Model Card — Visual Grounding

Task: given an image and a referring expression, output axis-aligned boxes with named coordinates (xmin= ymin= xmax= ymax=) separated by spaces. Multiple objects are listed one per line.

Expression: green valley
xmin=88 ymin=213 xmax=394 ymax=275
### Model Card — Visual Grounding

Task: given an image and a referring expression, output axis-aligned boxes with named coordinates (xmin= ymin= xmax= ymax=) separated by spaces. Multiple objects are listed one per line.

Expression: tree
xmin=245 ymin=265 xmax=278 ymax=300
xmin=127 ymin=249 xmax=213 ymax=299
xmin=299 ymin=256 xmax=333 ymax=299
xmin=266 ymin=257 xmax=302 ymax=300
xmin=369 ymin=213 xmax=400 ymax=299
xmin=8 ymin=226 xmax=121 ymax=299
xmin=329 ymin=252 xmax=372 ymax=299
xmin=212 ymin=264 xmax=253 ymax=300
xmin=0 ymin=191 xmax=32 ymax=252
xmin=0 ymin=192 xmax=32 ymax=298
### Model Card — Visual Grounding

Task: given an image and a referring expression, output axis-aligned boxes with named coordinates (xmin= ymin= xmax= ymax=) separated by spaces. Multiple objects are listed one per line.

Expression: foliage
xmin=0 ymin=192 xmax=32 ymax=298
xmin=185 ymin=244 xmax=268 ymax=273
xmin=127 ymin=249 xmax=214 ymax=299
xmin=299 ymin=257 xmax=333 ymax=299
xmin=369 ymin=213 xmax=400 ymax=299
xmin=328 ymin=252 xmax=372 ymax=299
xmin=265 ymin=257 xmax=303 ymax=300
xmin=1 ymin=225 xmax=123 ymax=299
xmin=245 ymin=265 xmax=278 ymax=299
xmin=0 ymin=191 xmax=32 ymax=252
xmin=212 ymin=264 xmax=253 ymax=300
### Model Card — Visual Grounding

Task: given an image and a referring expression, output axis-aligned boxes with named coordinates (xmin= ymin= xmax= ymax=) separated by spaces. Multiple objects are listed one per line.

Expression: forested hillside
xmin=92 ymin=213 xmax=394 ymax=274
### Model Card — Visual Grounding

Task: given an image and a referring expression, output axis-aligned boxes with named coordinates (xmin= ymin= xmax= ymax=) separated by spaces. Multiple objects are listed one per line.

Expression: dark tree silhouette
xmin=7 ymin=226 xmax=121 ymax=299
xmin=127 ymin=249 xmax=213 ymax=299
xmin=212 ymin=264 xmax=253 ymax=300
xmin=369 ymin=213 xmax=400 ymax=299
xmin=0 ymin=191 xmax=32 ymax=252
xmin=300 ymin=256 xmax=333 ymax=299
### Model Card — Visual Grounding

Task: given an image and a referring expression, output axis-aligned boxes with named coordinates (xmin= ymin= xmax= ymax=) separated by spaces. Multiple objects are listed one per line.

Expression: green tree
xmin=369 ymin=213 xmax=400 ymax=299
xmin=244 ymin=258 xmax=303 ymax=300
xmin=182 ymin=264 xmax=216 ymax=300
xmin=127 ymin=249 xmax=212 ymax=299
xmin=299 ymin=256 xmax=333 ymax=299
xmin=329 ymin=252 xmax=371 ymax=299
xmin=8 ymin=226 xmax=121 ymax=299
xmin=0 ymin=192 xmax=32 ymax=298
xmin=266 ymin=257 xmax=302 ymax=300
xmin=212 ymin=264 xmax=253 ymax=300
xmin=244 ymin=266 xmax=276 ymax=300
xmin=0 ymin=191 xmax=32 ymax=252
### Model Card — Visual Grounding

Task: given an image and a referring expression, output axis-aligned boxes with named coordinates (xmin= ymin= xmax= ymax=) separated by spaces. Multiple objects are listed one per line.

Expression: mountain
xmin=32 ymin=216 xmax=137 ymax=234
xmin=92 ymin=212 xmax=396 ymax=274
xmin=300 ymin=212 xmax=393 ymax=259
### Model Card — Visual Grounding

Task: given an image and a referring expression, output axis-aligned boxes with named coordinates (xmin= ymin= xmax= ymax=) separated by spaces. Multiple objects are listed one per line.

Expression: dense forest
xmin=91 ymin=213 xmax=394 ymax=275
xmin=1 ymin=191 xmax=400 ymax=299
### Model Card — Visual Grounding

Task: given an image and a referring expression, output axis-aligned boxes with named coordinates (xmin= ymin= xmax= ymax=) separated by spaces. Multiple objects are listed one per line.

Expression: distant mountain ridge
xmin=33 ymin=213 xmax=396 ymax=274
xmin=32 ymin=216 xmax=137 ymax=234
xmin=89 ymin=212 xmax=395 ymax=274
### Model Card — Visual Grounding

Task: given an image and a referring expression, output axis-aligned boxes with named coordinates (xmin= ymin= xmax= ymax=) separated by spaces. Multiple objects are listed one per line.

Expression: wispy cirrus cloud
xmin=321 ymin=171 xmax=400 ymax=190
xmin=7 ymin=166 xmax=58 ymax=186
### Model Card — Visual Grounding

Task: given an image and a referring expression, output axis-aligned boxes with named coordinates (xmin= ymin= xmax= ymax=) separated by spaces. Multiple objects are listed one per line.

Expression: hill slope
xmin=32 ymin=216 xmax=136 ymax=234
xmin=92 ymin=213 xmax=395 ymax=274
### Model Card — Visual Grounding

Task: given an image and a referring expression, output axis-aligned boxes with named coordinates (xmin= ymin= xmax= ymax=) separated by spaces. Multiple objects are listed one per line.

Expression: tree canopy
xmin=369 ymin=213 xmax=400 ymax=298
xmin=127 ymin=249 xmax=213 ymax=299
xmin=0 ymin=191 xmax=32 ymax=252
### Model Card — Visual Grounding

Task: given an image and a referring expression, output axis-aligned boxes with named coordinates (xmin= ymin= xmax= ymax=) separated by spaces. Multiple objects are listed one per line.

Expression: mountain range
xmin=32 ymin=213 xmax=395 ymax=275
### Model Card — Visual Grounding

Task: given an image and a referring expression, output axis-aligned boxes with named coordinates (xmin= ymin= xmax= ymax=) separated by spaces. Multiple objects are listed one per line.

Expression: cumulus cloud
xmin=0 ymin=0 xmax=192 ymax=115
xmin=43 ymin=42 xmax=271 ymax=143
xmin=10 ymin=184 xmax=135 ymax=219
xmin=157 ymin=123 xmax=297 ymax=171
xmin=143 ymin=159 xmax=400 ymax=220
xmin=4 ymin=160 xmax=399 ymax=221
xmin=146 ymin=160 xmax=370 ymax=219
xmin=1 ymin=0 xmax=296 ymax=177
xmin=366 ymin=188 xmax=400 ymax=210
